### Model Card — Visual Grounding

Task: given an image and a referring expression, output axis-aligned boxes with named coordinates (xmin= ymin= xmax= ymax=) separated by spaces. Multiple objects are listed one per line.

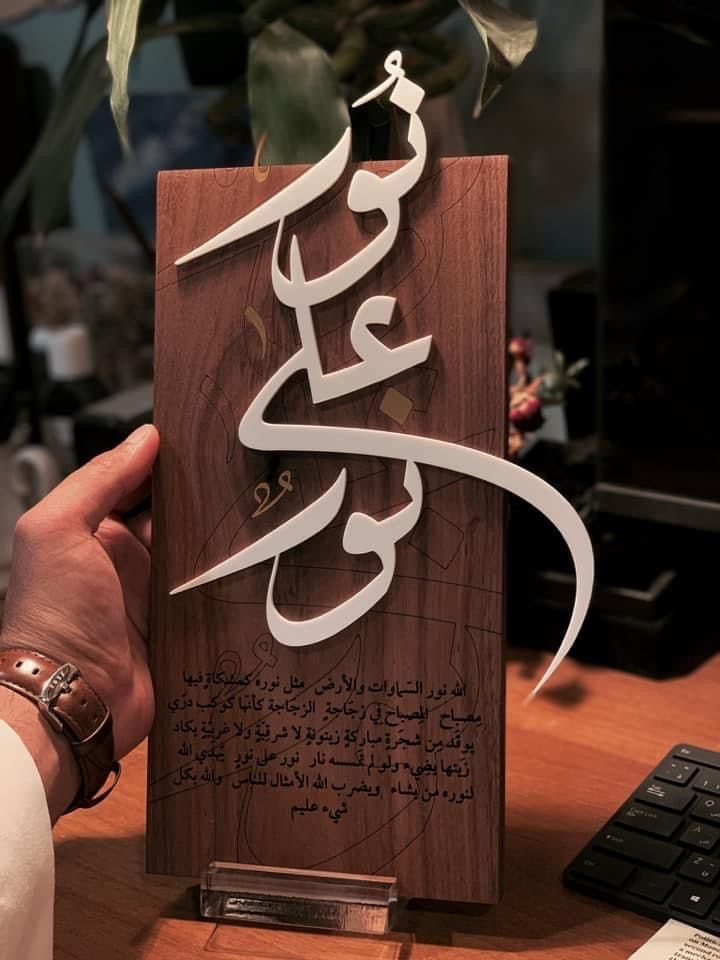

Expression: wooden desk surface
xmin=54 ymin=650 xmax=720 ymax=959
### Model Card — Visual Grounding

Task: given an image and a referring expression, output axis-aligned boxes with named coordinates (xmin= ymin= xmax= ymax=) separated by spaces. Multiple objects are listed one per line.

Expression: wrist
xmin=0 ymin=686 xmax=80 ymax=823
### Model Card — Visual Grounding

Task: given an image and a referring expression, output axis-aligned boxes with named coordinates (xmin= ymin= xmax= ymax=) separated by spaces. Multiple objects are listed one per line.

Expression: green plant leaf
xmin=248 ymin=20 xmax=350 ymax=164
xmin=457 ymin=0 xmax=537 ymax=117
xmin=241 ymin=0 xmax=296 ymax=37
xmin=106 ymin=0 xmax=142 ymax=152
xmin=331 ymin=23 xmax=367 ymax=80
xmin=409 ymin=31 xmax=471 ymax=97
xmin=0 ymin=39 xmax=109 ymax=238
xmin=284 ymin=6 xmax=340 ymax=50
xmin=363 ymin=0 xmax=457 ymax=38
xmin=566 ymin=357 xmax=590 ymax=378
xmin=1 ymin=9 xmax=252 ymax=238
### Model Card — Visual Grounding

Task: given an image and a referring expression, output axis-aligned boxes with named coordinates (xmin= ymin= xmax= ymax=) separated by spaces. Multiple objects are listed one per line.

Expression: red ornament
xmin=509 ymin=391 xmax=543 ymax=432
xmin=509 ymin=336 xmax=532 ymax=365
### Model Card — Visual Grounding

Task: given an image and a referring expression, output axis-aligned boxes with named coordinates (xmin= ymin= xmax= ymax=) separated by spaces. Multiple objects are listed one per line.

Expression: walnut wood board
xmin=148 ymin=155 xmax=508 ymax=903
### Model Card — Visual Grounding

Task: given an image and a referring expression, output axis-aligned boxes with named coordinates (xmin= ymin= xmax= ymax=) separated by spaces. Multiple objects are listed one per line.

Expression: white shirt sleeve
xmin=0 ymin=719 xmax=54 ymax=960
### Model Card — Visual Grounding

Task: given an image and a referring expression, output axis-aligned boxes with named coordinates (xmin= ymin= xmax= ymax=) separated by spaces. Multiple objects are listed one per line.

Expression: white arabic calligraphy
xmin=170 ymin=51 xmax=595 ymax=699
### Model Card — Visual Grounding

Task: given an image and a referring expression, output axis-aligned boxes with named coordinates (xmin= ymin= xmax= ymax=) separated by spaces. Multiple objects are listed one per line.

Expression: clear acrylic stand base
xmin=200 ymin=861 xmax=398 ymax=935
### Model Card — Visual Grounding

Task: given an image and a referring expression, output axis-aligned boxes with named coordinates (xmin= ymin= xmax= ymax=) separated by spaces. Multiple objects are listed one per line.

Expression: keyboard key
xmin=674 ymin=745 xmax=720 ymax=771
xmin=569 ymin=852 xmax=635 ymax=889
xmin=627 ymin=869 xmax=676 ymax=903
xmin=695 ymin=773 xmax=720 ymax=795
xmin=617 ymin=803 xmax=682 ymax=839
xmin=678 ymin=855 xmax=720 ymax=885
xmin=566 ymin=746 xmax=720 ymax=935
xmin=656 ymin=761 xmax=697 ymax=785
xmin=669 ymin=883 xmax=719 ymax=919
xmin=693 ymin=795 xmax=720 ymax=824
xmin=594 ymin=826 xmax=682 ymax=870
xmin=679 ymin=823 xmax=720 ymax=851
xmin=638 ymin=780 xmax=692 ymax=813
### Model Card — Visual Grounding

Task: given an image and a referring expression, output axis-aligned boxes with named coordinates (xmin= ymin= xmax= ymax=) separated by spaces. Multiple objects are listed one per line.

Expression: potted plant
xmin=1 ymin=0 xmax=537 ymax=237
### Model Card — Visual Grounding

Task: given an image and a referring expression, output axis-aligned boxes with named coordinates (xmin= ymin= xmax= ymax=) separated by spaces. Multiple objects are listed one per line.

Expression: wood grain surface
xmin=54 ymin=651 xmax=720 ymax=959
xmin=149 ymin=156 xmax=508 ymax=902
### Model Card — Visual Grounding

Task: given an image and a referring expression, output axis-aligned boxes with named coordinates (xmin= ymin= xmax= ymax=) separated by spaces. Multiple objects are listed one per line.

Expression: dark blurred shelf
xmin=664 ymin=109 xmax=720 ymax=124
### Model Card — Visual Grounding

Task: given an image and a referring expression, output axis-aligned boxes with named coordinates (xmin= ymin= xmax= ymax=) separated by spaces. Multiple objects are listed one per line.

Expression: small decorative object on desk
xmin=17 ymin=231 xmax=154 ymax=394
xmin=149 ymin=50 xmax=594 ymax=927
xmin=508 ymin=335 xmax=589 ymax=459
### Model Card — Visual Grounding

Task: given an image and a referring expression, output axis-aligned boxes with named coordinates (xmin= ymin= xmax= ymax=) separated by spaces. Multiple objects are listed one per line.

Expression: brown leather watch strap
xmin=0 ymin=647 xmax=120 ymax=812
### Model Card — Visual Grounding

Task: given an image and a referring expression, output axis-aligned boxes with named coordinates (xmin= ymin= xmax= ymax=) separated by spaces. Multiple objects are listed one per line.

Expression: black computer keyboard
xmin=564 ymin=744 xmax=720 ymax=934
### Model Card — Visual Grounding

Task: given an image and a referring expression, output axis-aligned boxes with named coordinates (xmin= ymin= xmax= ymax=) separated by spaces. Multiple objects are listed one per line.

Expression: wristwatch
xmin=0 ymin=647 xmax=120 ymax=812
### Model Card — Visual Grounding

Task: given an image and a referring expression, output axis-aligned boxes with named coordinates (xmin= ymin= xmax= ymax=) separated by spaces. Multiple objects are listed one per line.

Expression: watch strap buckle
xmin=38 ymin=662 xmax=80 ymax=732
xmin=0 ymin=647 xmax=119 ymax=814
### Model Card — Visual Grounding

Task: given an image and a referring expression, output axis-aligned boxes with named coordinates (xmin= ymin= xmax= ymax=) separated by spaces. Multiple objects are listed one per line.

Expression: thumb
xmin=41 ymin=424 xmax=159 ymax=532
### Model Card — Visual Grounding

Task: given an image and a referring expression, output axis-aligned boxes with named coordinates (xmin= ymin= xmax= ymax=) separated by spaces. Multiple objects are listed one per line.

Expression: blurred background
xmin=0 ymin=0 xmax=718 ymax=679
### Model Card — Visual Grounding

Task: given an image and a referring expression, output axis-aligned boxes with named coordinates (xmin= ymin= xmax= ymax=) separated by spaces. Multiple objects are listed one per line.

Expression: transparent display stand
xmin=200 ymin=862 xmax=398 ymax=935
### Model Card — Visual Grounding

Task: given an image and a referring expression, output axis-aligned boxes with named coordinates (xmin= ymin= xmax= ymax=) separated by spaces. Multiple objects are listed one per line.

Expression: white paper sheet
xmin=629 ymin=920 xmax=720 ymax=960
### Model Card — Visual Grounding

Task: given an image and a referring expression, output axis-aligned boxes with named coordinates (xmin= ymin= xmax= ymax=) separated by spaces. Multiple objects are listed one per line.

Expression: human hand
xmin=0 ymin=425 xmax=159 ymax=802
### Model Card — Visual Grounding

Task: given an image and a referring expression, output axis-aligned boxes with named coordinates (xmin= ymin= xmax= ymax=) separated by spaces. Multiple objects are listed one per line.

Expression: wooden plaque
xmin=148 ymin=154 xmax=508 ymax=903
